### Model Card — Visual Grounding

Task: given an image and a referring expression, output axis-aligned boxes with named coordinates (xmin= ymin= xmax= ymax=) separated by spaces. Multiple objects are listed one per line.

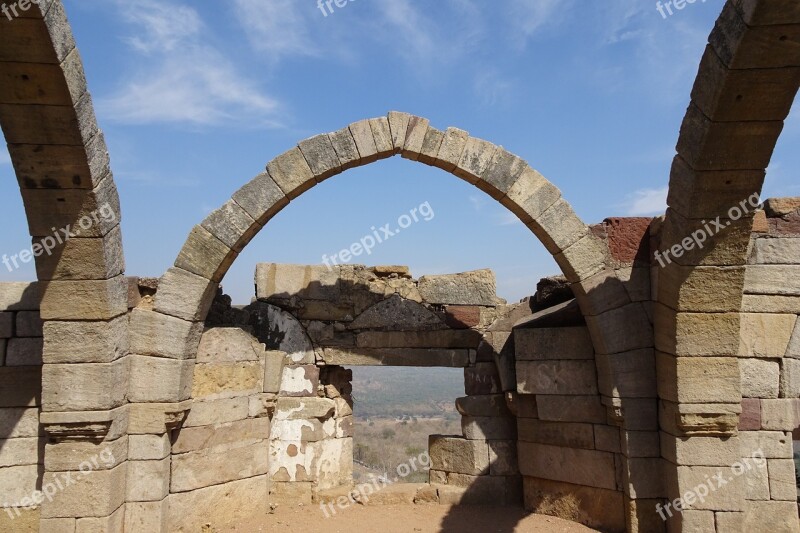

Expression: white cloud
xmin=233 ymin=0 xmax=321 ymax=62
xmin=496 ymin=211 xmax=523 ymax=226
xmin=507 ymin=0 xmax=572 ymax=45
xmin=625 ymin=187 xmax=668 ymax=216
xmin=474 ymin=70 xmax=514 ymax=107
xmin=98 ymin=0 xmax=282 ymax=128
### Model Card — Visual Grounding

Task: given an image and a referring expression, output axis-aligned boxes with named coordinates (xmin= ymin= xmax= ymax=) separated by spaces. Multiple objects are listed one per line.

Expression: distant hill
xmin=350 ymin=366 xmax=463 ymax=420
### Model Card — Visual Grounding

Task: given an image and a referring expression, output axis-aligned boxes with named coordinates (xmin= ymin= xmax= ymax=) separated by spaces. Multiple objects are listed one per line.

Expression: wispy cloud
xmin=625 ymin=187 xmax=668 ymax=216
xmin=97 ymin=0 xmax=282 ymax=128
xmin=507 ymin=0 xmax=573 ymax=46
xmin=233 ymin=0 xmax=321 ymax=62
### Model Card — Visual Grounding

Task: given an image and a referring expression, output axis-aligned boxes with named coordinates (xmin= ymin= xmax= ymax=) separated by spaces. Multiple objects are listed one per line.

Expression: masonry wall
xmin=0 ymin=282 xmax=43 ymax=530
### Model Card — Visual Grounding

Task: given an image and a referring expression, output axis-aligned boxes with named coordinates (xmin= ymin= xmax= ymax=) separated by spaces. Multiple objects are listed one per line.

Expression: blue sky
xmin=1 ymin=0 xmax=799 ymax=303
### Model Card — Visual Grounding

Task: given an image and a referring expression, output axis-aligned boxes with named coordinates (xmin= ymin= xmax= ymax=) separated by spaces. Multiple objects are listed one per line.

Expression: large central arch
xmin=127 ymin=112 xmax=659 ymax=527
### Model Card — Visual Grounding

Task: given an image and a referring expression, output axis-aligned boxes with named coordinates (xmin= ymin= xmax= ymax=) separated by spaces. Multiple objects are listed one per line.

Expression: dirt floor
xmin=220 ymin=505 xmax=599 ymax=533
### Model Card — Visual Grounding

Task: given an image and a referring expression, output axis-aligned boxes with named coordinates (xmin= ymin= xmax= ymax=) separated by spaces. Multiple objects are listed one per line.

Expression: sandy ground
xmin=220 ymin=505 xmax=599 ymax=533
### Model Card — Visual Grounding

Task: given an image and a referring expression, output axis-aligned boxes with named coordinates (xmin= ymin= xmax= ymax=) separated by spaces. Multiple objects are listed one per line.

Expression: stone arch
xmin=657 ymin=0 xmax=800 ymax=530
xmin=0 ymin=0 xmax=129 ymax=528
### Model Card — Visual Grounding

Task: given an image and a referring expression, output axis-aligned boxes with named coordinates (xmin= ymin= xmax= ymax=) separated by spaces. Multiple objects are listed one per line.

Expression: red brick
xmin=602 ymin=217 xmax=653 ymax=265
xmin=445 ymin=305 xmax=481 ymax=329
xmin=740 ymin=398 xmax=761 ymax=430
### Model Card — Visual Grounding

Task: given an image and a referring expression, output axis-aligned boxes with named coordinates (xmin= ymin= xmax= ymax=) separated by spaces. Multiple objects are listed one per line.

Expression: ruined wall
xmin=0 ymin=282 xmax=43 ymax=530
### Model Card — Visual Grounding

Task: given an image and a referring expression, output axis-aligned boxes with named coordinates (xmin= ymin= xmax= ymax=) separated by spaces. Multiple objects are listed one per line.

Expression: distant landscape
xmin=350 ymin=367 xmax=463 ymax=484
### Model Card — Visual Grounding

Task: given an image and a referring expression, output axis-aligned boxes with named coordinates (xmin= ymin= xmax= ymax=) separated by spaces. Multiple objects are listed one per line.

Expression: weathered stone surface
xmin=518 ymin=419 xmax=594 ymax=449
xmin=750 ymin=237 xmax=800 ymax=264
xmin=0 ymin=464 xmax=43 ymax=507
xmin=128 ymin=434 xmax=171 ymax=461
xmin=39 ymin=276 xmax=127 ymax=320
xmin=14 ymin=311 xmax=42 ymax=337
xmin=124 ymin=500 xmax=167 ymax=533
xmin=744 ymin=265 xmax=800 ymax=295
xmin=501 ymin=166 xmax=561 ymax=226
xmin=280 ymin=364 xmax=319 ymax=396
xmin=418 ymin=269 xmax=496 ymax=306
xmin=454 ymin=137 xmax=497 ymax=184
xmin=741 ymin=294 xmax=800 ymax=314
xmin=660 ymin=435 xmax=741 ymax=466
xmin=192 ymin=361 xmax=261 ymax=400
xmin=518 ymin=442 xmax=616 ymax=490
xmin=455 ymin=394 xmax=511 ymax=417
xmin=174 ymin=225 xmax=234 ymax=283
xmin=44 ymin=436 xmax=127 ymax=472
xmin=349 ymin=119 xmax=379 ymax=163
xmin=764 ymin=197 xmax=800 ymax=217
xmin=129 ymin=308 xmax=203 ymax=359
xmin=350 ymin=294 xmax=444 ymax=330
xmin=461 ymin=416 xmax=516 ymax=440
xmin=533 ymin=199 xmax=588 ymax=255
xmin=654 ymin=305 xmax=739 ymax=356
xmin=368 ymin=117 xmax=393 ymax=157
xmin=417 ymin=127 xmax=444 ymax=165
xmin=128 ymin=355 xmax=193 ymax=403
xmin=596 ymin=349 xmax=657 ymax=399
xmin=781 ymin=358 xmax=800 ymax=398
xmin=355 ymin=329 xmax=480 ymax=349
xmin=298 ymin=133 xmax=341 ymax=181
xmin=0 ymin=437 xmax=42 ymax=467
xmin=659 ymin=401 xmax=740 ymax=437
xmin=740 ymin=398 xmax=762 ymax=431
xmin=429 ymin=436 xmax=489 ymax=476
xmin=42 ymin=358 xmax=127 ymax=411
xmin=196 ymin=327 xmax=263 ymax=363
xmin=167 ymin=475 xmax=268 ymax=532
xmin=43 ymin=316 xmax=128 ymax=363
xmin=742 ymin=501 xmax=800 ymax=533
xmin=273 ymin=397 xmax=335 ymax=420
xmin=656 ymin=353 xmax=740 ymax=403
xmin=659 ymin=264 xmax=746 ymax=312
xmin=248 ymin=302 xmax=314 ymax=363
xmin=523 ymin=477 xmax=625 ymax=533
xmin=387 ymin=111 xmax=411 ymax=153
xmin=267 ymin=146 xmax=316 ymax=198
xmin=5 ymin=337 xmax=42 ymax=366
xmin=666 ymin=465 xmax=744 ymax=511
xmin=739 ymin=358 xmax=780 ymax=398
xmin=400 ymin=116 xmax=429 ymax=160
xmin=517 ymin=360 xmax=598 ymax=395
xmin=323 ymin=347 xmax=470 ymax=367
xmin=479 ymin=148 xmax=527 ymax=200
xmin=739 ymin=313 xmax=796 ymax=356
xmin=127 ymin=457 xmax=170 ymax=501
xmin=443 ymin=305 xmax=481 ymax=329
xmin=514 ymin=326 xmax=593 ymax=360
xmin=200 ymin=199 xmax=258 ymax=253
xmin=0 ymin=282 xmax=39 ymax=311
xmin=0 ymin=312 xmax=11 ymax=338
xmin=488 ymin=440 xmax=518 ymax=476
xmin=768 ymin=458 xmax=797 ymax=501
xmin=740 ymin=431 xmax=792 ymax=459
xmin=230 ymin=171 xmax=288 ymax=225
xmin=171 ymin=440 xmax=269 ymax=492
xmin=328 ymin=127 xmax=360 ymax=170
xmin=535 ymin=395 xmax=606 ymax=423
xmin=434 ymin=127 xmax=468 ymax=171
xmin=760 ymin=399 xmax=797 ymax=431
xmin=41 ymin=464 xmax=126 ymax=519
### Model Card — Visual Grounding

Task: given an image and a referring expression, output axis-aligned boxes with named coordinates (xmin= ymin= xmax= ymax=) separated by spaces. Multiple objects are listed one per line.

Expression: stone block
xmin=127 ymin=457 xmax=170 ymax=501
xmin=739 ymin=313 xmax=796 ymax=357
xmin=355 ymin=329 xmax=481 ymax=349
xmin=124 ymin=500 xmax=168 ymax=533
xmin=666 ymin=465 xmax=744 ymax=511
xmin=266 ymin=146 xmax=316 ymax=198
xmin=535 ymin=395 xmax=607 ymax=423
xmin=433 ymin=127 xmax=468 ymax=171
xmin=478 ymin=147 xmax=527 ymax=200
xmin=127 ymin=355 xmax=194 ymax=403
xmin=322 ymin=347 xmax=469 ymax=367
xmin=740 ymin=358 xmax=780 ymax=398
xmin=751 ymin=237 xmax=800 ymax=264
xmin=624 ymin=457 xmax=664 ymax=499
xmin=761 ymin=399 xmax=798 ymax=431
xmin=489 ymin=440 xmax=518 ymax=476
xmin=464 ymin=363 xmax=501 ymax=395
xmin=349 ymin=119 xmax=379 ymax=163
xmin=532 ymin=198 xmax=588 ymax=255
xmin=768 ymin=458 xmax=797 ymax=501
xmin=42 ymin=358 xmax=127 ymax=411
xmin=453 ymin=137 xmax=497 ymax=184
xmin=571 ymin=269 xmax=632 ymax=316
xmin=744 ymin=265 xmax=800 ymax=295
xmin=368 ymin=117 xmax=393 ymax=157
xmin=586 ymin=303 xmax=654 ymax=355
xmin=444 ymin=305 xmax=481 ymax=328
xmin=128 ymin=434 xmax=171 ymax=461
xmin=14 ymin=311 xmax=42 ymax=337
xmin=349 ymin=294 xmax=443 ymax=330
xmin=168 ymin=475 xmax=268 ymax=532
xmin=280 ymin=364 xmax=319 ymax=397
xmin=740 ymin=431 xmax=793 ymax=459
xmin=517 ymin=360 xmax=598 ymax=395
xmin=514 ymin=326 xmax=593 ymax=360
xmin=781 ymin=358 xmax=800 ymax=398
xmin=196 ymin=327 xmax=263 ymax=363
xmin=596 ymin=348 xmax=657 ymax=399
xmin=594 ymin=425 xmax=621 ymax=453
xmin=0 ymin=464 xmax=40 ymax=505
xmin=230 ymin=170 xmax=288 ymax=225
xmin=273 ymin=397 xmax=335 ymax=420
xmin=298 ymin=132 xmax=342 ymax=181
xmin=172 ymin=418 xmax=269 ymax=455
xmin=0 ymin=366 xmax=40 ymax=407
xmin=0 ymin=437 xmax=42 ymax=467
xmin=660 ymin=435 xmax=741 ymax=466
xmin=41 ymin=463 xmax=126 ymax=518
xmin=192 ymin=361 xmax=262 ymax=400
xmin=42 ymin=316 xmax=128 ymax=364
xmin=455 ymin=394 xmax=511 ymax=418
xmin=0 ymin=312 xmax=11 ymax=338
xmin=654 ymin=305 xmax=739 ymax=356
xmin=387 ymin=111 xmax=411 ymax=153
xmin=5 ymin=337 xmax=42 ymax=366
xmin=659 ymin=265 xmax=746 ymax=312
xmin=417 ymin=269 xmax=496 ymax=306
xmin=34 ymin=232 xmax=125 ymax=283
xmin=742 ymin=501 xmax=800 ymax=533
xmin=621 ymin=431 xmax=660 ymax=458
xmin=428 ymin=435 xmax=489 ymax=475
xmin=501 ymin=166 xmax=561 ymax=224
xmin=743 ymin=457 xmax=770 ymax=500
xmin=518 ymin=442 xmax=616 ymax=490
xmin=741 ymin=295 xmax=800 ymax=314
xmin=44 ymin=437 xmax=126 ymax=472
xmin=129 ymin=309 xmax=202 ymax=360
xmin=0 ymin=282 xmax=39 ymax=311
xmin=659 ymin=401 xmax=740 ymax=437
xmin=461 ymin=416 xmax=516 ymax=440
xmin=171 ymin=439 xmax=269 ymax=493
xmin=417 ymin=127 xmax=444 ymax=165
xmin=39 ymin=276 xmax=127 ymax=320
xmin=174 ymin=225 xmax=234 ymax=283
xmin=182 ymin=397 xmax=249 ymax=427
xmin=518 ymin=419 xmax=594 ymax=449
xmin=656 ymin=353 xmax=740 ymax=404
xmin=153 ymin=267 xmax=218 ymax=322
xmin=328 ymin=127 xmax=360 ymax=170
